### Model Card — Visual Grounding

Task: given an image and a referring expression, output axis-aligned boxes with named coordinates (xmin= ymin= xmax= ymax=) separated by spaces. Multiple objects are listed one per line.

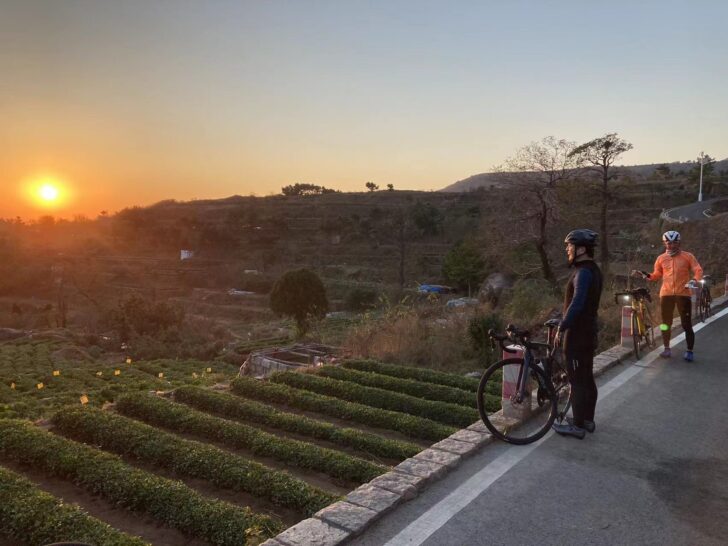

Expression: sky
xmin=1 ymin=0 xmax=726 ymax=219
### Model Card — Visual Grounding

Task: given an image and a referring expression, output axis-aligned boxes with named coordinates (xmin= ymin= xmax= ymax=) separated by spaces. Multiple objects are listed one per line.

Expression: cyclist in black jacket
xmin=553 ymin=229 xmax=603 ymax=440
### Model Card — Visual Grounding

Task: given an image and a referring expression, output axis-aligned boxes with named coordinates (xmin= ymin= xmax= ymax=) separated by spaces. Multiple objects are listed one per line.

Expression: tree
xmin=494 ymin=136 xmax=581 ymax=293
xmin=365 ymin=181 xmax=379 ymax=192
xmin=569 ymin=133 xmax=633 ymax=275
xmin=281 ymin=183 xmax=338 ymax=196
xmin=387 ymin=183 xmax=394 ymax=191
xmin=269 ymin=269 xmax=328 ymax=337
xmin=654 ymin=164 xmax=672 ymax=179
xmin=442 ymin=240 xmax=487 ymax=296
xmin=410 ymin=201 xmax=443 ymax=236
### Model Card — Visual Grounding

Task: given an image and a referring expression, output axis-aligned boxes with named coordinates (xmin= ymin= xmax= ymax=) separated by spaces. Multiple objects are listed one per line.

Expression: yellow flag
xmin=206 ymin=367 xmax=212 ymax=373
xmin=36 ymin=382 xmax=44 ymax=390
xmin=53 ymin=370 xmax=60 ymax=376
xmin=114 ymin=369 xmax=121 ymax=376
xmin=10 ymin=382 xmax=15 ymax=390
xmin=126 ymin=357 xmax=132 ymax=364
xmin=96 ymin=371 xmax=103 ymax=377
xmin=158 ymin=372 xmax=164 ymax=378
xmin=192 ymin=372 xmax=198 ymax=379
xmin=80 ymin=394 xmax=89 ymax=405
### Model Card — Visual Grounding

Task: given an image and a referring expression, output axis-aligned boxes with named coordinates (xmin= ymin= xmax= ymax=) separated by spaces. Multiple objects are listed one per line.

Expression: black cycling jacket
xmin=561 ymin=260 xmax=603 ymax=339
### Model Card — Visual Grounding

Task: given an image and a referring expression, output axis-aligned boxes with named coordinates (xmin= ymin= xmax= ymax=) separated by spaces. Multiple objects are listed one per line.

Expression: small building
xmin=240 ymin=343 xmax=339 ymax=378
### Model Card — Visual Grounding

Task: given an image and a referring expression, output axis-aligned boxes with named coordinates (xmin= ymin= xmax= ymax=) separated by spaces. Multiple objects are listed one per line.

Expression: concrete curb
xmin=262 ymin=294 xmax=728 ymax=546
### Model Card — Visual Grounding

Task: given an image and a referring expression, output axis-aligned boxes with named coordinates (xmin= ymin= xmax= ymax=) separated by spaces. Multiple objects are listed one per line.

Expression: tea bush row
xmin=342 ymin=359 xmax=481 ymax=391
xmin=231 ymin=376 xmax=456 ymax=442
xmin=51 ymin=407 xmax=336 ymax=516
xmin=271 ymin=371 xmax=480 ymax=428
xmin=0 ymin=419 xmax=283 ymax=546
xmin=115 ymin=393 xmax=387 ymax=483
xmin=0 ymin=464 xmax=148 ymax=546
xmin=174 ymin=385 xmax=421 ymax=460
xmin=314 ymin=365 xmax=481 ymax=407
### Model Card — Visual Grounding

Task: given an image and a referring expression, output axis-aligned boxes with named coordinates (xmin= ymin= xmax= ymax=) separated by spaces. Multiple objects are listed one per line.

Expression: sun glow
xmin=23 ymin=175 xmax=70 ymax=210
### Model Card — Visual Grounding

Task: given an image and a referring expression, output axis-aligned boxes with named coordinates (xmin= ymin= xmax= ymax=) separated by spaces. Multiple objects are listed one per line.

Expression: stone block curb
xmin=270 ymin=517 xmax=350 ymax=546
xmin=346 ymin=483 xmax=403 ymax=513
xmin=413 ymin=446 xmax=462 ymax=468
xmin=315 ymin=501 xmax=379 ymax=535
xmin=367 ymin=470 xmax=423 ymax=499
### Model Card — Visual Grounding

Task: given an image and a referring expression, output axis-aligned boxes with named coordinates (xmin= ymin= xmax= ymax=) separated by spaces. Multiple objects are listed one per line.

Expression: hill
xmin=442 ymin=158 xmax=728 ymax=192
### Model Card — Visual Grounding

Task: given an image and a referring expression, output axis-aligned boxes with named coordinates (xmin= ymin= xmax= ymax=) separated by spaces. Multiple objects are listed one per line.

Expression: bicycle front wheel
xmin=702 ymin=292 xmax=712 ymax=320
xmin=477 ymin=358 xmax=557 ymax=445
xmin=631 ymin=313 xmax=641 ymax=359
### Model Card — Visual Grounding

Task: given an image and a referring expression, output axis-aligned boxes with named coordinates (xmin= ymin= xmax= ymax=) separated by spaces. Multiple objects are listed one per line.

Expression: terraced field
xmin=0 ymin=339 xmax=495 ymax=546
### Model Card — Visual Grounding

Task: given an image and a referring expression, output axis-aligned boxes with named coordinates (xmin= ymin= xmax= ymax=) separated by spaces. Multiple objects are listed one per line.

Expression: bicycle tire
xmin=477 ymin=358 xmax=557 ymax=445
xmin=631 ymin=313 xmax=641 ymax=359
xmin=644 ymin=320 xmax=656 ymax=349
xmin=549 ymin=355 xmax=572 ymax=422
xmin=697 ymin=292 xmax=705 ymax=323
xmin=703 ymin=292 xmax=712 ymax=320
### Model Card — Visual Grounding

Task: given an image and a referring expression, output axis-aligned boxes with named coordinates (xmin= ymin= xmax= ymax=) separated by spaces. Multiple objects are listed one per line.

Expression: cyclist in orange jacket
xmin=631 ymin=230 xmax=703 ymax=361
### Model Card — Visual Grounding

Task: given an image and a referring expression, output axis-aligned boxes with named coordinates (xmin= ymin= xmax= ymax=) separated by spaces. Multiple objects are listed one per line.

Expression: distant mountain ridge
xmin=441 ymin=157 xmax=728 ymax=193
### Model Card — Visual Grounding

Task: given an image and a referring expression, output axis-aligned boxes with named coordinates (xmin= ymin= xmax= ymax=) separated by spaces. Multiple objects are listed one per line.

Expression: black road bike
xmin=697 ymin=275 xmax=713 ymax=322
xmin=477 ymin=320 xmax=571 ymax=445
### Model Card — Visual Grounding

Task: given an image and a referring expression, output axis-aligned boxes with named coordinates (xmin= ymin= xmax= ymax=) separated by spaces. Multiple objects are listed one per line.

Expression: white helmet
xmin=662 ymin=230 xmax=681 ymax=242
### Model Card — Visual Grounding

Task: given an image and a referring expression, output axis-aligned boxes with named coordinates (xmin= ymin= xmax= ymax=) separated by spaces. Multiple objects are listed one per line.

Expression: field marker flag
xmin=53 ymin=370 xmax=60 ymax=376
xmin=206 ymin=367 xmax=212 ymax=373
xmin=36 ymin=382 xmax=44 ymax=390
xmin=126 ymin=357 xmax=132 ymax=364
xmin=158 ymin=372 xmax=164 ymax=378
xmin=96 ymin=371 xmax=103 ymax=377
xmin=10 ymin=382 xmax=15 ymax=390
xmin=114 ymin=370 xmax=121 ymax=376
xmin=80 ymin=394 xmax=89 ymax=405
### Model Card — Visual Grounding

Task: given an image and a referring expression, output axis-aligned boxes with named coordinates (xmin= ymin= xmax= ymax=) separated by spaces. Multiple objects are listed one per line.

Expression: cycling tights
xmin=564 ymin=342 xmax=597 ymax=427
xmin=660 ymin=296 xmax=693 ymax=350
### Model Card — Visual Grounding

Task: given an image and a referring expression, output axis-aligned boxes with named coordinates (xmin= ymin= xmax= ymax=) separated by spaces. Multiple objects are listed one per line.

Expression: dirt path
xmin=1 ymin=460 xmax=207 ymax=546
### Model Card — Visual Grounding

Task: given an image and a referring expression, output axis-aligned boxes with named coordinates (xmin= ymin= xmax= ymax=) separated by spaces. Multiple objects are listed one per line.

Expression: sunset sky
xmin=1 ymin=0 xmax=726 ymax=219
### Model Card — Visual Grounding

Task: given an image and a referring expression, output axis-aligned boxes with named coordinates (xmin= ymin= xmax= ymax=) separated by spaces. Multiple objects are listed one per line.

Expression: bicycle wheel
xmin=697 ymin=292 xmax=706 ymax=322
xmin=550 ymin=355 xmax=572 ymax=422
xmin=703 ymin=292 xmax=712 ymax=320
xmin=643 ymin=307 xmax=657 ymax=350
xmin=631 ymin=313 xmax=641 ymax=359
xmin=477 ymin=358 xmax=557 ymax=445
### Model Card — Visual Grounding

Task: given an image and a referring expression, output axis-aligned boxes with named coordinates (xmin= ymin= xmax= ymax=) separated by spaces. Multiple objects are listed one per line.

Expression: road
xmin=351 ymin=308 xmax=728 ymax=546
xmin=663 ymin=197 xmax=728 ymax=222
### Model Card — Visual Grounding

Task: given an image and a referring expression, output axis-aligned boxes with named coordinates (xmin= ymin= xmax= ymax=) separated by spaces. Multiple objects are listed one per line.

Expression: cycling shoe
xmin=659 ymin=348 xmax=672 ymax=358
xmin=552 ymin=422 xmax=586 ymax=439
xmin=567 ymin=417 xmax=595 ymax=433
xmin=683 ymin=350 xmax=694 ymax=362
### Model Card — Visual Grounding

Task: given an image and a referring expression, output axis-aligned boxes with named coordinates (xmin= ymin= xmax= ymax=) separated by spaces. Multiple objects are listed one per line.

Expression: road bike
xmin=614 ymin=287 xmax=656 ymax=360
xmin=477 ymin=320 xmax=571 ymax=445
xmin=696 ymin=275 xmax=713 ymax=322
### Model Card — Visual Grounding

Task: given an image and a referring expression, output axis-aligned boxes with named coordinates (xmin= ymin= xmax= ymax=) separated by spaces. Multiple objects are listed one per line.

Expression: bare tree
xmin=569 ymin=133 xmax=633 ymax=275
xmin=493 ymin=136 xmax=580 ymax=293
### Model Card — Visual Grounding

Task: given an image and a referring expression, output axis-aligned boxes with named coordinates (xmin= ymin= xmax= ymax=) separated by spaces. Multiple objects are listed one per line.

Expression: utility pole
xmin=698 ymin=151 xmax=705 ymax=202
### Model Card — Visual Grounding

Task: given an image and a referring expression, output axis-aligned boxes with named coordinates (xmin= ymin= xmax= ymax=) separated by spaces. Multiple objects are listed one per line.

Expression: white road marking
xmin=384 ymin=305 xmax=728 ymax=546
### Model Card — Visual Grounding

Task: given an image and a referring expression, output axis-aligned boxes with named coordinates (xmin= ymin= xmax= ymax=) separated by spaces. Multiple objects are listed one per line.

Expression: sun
xmin=39 ymin=183 xmax=60 ymax=202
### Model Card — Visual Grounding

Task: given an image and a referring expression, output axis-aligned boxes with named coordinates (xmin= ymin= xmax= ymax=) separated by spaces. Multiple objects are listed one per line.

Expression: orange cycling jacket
xmin=647 ymin=251 xmax=703 ymax=297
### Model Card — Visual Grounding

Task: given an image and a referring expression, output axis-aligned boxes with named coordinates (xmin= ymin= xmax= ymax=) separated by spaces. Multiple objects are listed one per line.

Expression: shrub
xmin=345 ymin=287 xmax=380 ymax=311
xmin=51 ymin=407 xmax=336 ymax=516
xmin=174 ymin=385 xmax=420 ymax=460
xmin=270 ymin=371 xmax=480 ymax=428
xmin=0 ymin=419 xmax=283 ymax=545
xmin=270 ymin=269 xmax=329 ymax=336
xmin=504 ymin=278 xmax=561 ymax=325
xmin=231 ymin=376 xmax=455 ymax=442
xmin=467 ymin=312 xmax=504 ymax=365
xmin=115 ymin=393 xmax=387 ymax=483
xmin=0 ymin=465 xmax=148 ymax=546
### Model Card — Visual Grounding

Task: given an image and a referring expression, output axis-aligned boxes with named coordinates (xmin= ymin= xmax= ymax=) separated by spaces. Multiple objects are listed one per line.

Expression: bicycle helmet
xmin=662 ymin=230 xmax=680 ymax=242
xmin=564 ymin=229 xmax=598 ymax=247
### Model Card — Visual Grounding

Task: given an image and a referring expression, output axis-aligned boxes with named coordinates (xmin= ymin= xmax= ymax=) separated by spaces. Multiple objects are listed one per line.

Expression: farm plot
xmin=1 ymin=345 xmax=489 ymax=545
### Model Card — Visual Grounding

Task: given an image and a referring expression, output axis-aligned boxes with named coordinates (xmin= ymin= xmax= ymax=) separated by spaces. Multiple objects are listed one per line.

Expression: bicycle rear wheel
xmin=477 ymin=358 xmax=557 ymax=445
xmin=697 ymin=292 xmax=706 ymax=322
xmin=549 ymin=354 xmax=572 ymax=422
xmin=702 ymin=292 xmax=712 ymax=320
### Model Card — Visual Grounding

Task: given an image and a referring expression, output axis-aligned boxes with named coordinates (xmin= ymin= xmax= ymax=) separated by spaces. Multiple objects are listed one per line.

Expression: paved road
xmin=663 ymin=197 xmax=728 ymax=222
xmin=352 ymin=308 xmax=728 ymax=546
